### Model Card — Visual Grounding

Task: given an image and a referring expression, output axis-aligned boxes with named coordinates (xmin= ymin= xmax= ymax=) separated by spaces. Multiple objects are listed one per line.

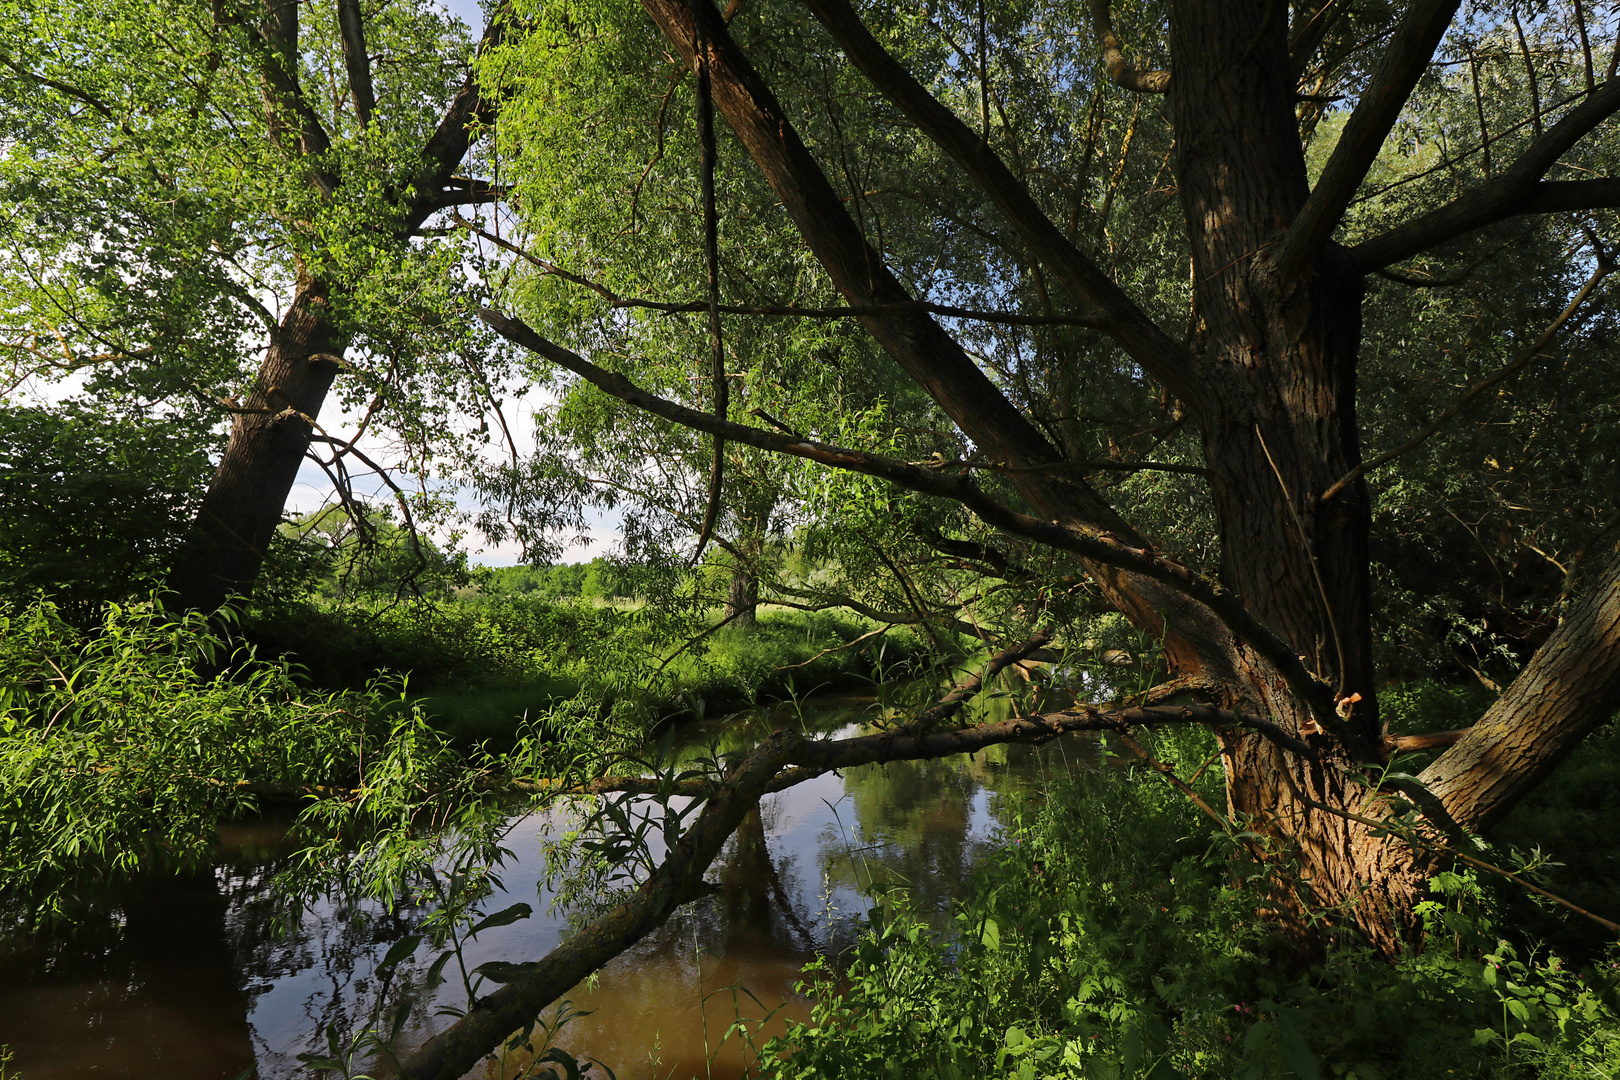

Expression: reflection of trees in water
xmin=217 ymin=858 xmax=434 ymax=1077
xmin=718 ymin=806 xmax=822 ymax=959
xmin=0 ymin=869 xmax=257 ymax=1080
xmin=819 ymin=734 xmax=1102 ymax=918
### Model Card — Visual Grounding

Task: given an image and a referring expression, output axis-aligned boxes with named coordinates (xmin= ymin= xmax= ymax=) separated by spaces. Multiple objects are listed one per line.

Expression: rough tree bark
xmin=724 ymin=562 xmax=758 ymax=625
xmin=166 ymin=277 xmax=345 ymax=613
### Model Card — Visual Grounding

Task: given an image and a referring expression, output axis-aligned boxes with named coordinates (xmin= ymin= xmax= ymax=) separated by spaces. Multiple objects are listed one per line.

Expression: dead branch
xmin=1385 ymin=727 xmax=1471 ymax=753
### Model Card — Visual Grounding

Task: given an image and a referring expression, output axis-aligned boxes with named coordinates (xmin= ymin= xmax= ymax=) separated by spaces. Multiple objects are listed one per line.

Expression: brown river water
xmin=0 ymin=692 xmax=1105 ymax=1080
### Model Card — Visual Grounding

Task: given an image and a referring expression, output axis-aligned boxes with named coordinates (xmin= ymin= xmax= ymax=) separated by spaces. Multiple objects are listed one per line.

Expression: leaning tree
xmin=472 ymin=0 xmax=1620 ymax=955
xmin=1 ymin=0 xmax=517 ymax=613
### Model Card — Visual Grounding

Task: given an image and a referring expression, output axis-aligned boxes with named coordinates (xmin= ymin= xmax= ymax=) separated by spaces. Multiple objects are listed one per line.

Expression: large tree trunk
xmin=166 ymin=275 xmax=343 ymax=613
xmin=1163 ymin=3 xmax=1411 ymax=950
xmin=165 ymin=8 xmax=501 ymax=614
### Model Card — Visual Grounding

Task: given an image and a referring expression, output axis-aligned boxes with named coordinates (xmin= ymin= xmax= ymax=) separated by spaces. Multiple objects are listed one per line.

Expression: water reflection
xmin=0 ymin=691 xmax=1103 ymax=1080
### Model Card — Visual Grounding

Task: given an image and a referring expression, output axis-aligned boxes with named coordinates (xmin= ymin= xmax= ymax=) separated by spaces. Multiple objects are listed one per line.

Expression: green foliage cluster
xmin=1491 ymin=719 xmax=1620 ymax=965
xmin=0 ymin=404 xmax=211 ymax=621
xmin=0 ymin=599 xmax=463 ymax=921
xmin=244 ymin=584 xmax=930 ymax=746
xmin=763 ymin=730 xmax=1620 ymax=1080
xmin=245 ymin=590 xmax=628 ymax=692
xmin=264 ymin=507 xmax=476 ymax=606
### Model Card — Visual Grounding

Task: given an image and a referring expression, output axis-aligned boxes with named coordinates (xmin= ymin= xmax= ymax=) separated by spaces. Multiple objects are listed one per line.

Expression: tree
xmin=470 ymin=0 xmax=1620 ymax=963
xmin=0 ymin=0 xmax=512 ymax=615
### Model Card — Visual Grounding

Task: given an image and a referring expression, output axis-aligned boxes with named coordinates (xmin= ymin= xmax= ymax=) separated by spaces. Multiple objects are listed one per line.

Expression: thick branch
xmin=1274 ymin=0 xmax=1461 ymax=277
xmin=416 ymin=177 xmax=506 ymax=213
xmin=638 ymin=0 xmax=1130 ymax=482
xmin=396 ymin=729 xmax=801 ymax=1080
xmin=479 ymin=308 xmax=1338 ymax=726
xmin=253 ymin=0 xmax=338 ymax=195
xmin=394 ymin=682 xmax=1322 ymax=1077
xmin=1087 ymin=0 xmax=1170 ymax=93
xmin=400 ymin=12 xmax=508 ymax=235
xmin=1522 ymin=177 xmax=1620 ymax=212
xmin=801 ymin=0 xmax=1200 ymax=405
xmin=336 ymin=0 xmax=376 ymax=127
xmin=691 ymin=5 xmax=726 ymax=564
xmin=1348 ymin=78 xmax=1620 ymax=270
xmin=1422 ymin=547 xmax=1620 ymax=831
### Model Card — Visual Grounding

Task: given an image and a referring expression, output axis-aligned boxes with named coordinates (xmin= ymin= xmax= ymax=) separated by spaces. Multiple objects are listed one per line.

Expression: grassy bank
xmin=243 ymin=595 xmax=936 ymax=746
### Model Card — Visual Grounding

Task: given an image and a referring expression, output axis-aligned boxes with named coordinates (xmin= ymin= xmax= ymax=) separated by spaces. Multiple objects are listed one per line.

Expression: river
xmin=0 ymin=690 xmax=1105 ymax=1080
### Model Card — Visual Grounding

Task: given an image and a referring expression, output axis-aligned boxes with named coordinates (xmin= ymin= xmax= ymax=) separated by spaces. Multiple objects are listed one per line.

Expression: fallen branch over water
xmin=387 ymin=694 xmax=1316 ymax=1079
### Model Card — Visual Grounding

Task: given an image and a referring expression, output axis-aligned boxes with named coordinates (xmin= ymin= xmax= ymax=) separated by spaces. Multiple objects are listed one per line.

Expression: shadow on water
xmin=0 ymin=689 xmax=1106 ymax=1080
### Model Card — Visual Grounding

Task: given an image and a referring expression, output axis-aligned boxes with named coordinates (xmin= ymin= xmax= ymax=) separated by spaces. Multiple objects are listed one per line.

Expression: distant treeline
xmin=479 ymin=558 xmax=632 ymax=601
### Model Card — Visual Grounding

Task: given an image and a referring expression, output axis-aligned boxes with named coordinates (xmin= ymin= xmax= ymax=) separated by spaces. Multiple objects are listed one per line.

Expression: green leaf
xmin=423 ymin=949 xmax=454 ymax=995
xmin=536 ymin=1047 xmax=585 ymax=1080
xmin=377 ymin=933 xmax=423 ymax=973
xmin=294 ymin=1056 xmax=343 ymax=1071
xmin=388 ymin=997 xmax=414 ymax=1042
xmin=469 ymin=902 xmax=533 ymax=936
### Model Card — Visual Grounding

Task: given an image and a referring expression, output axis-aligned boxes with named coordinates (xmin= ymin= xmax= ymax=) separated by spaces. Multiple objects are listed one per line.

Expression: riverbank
xmin=242 ymin=594 xmax=939 ymax=747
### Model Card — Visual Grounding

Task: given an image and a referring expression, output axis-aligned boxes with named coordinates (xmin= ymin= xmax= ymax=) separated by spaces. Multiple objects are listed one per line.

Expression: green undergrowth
xmin=0 ymin=600 xmax=476 ymax=921
xmin=244 ymin=594 xmax=932 ymax=747
xmin=0 ymin=597 xmax=658 ymax=924
xmin=1489 ymin=721 xmax=1620 ymax=965
xmin=761 ymin=726 xmax=1620 ymax=1080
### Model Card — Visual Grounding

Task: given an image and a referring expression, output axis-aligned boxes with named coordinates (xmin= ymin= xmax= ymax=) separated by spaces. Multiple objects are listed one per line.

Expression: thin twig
xmin=773 ymin=622 xmax=894 ymax=671
xmin=453 ymin=216 xmax=1097 ymax=327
